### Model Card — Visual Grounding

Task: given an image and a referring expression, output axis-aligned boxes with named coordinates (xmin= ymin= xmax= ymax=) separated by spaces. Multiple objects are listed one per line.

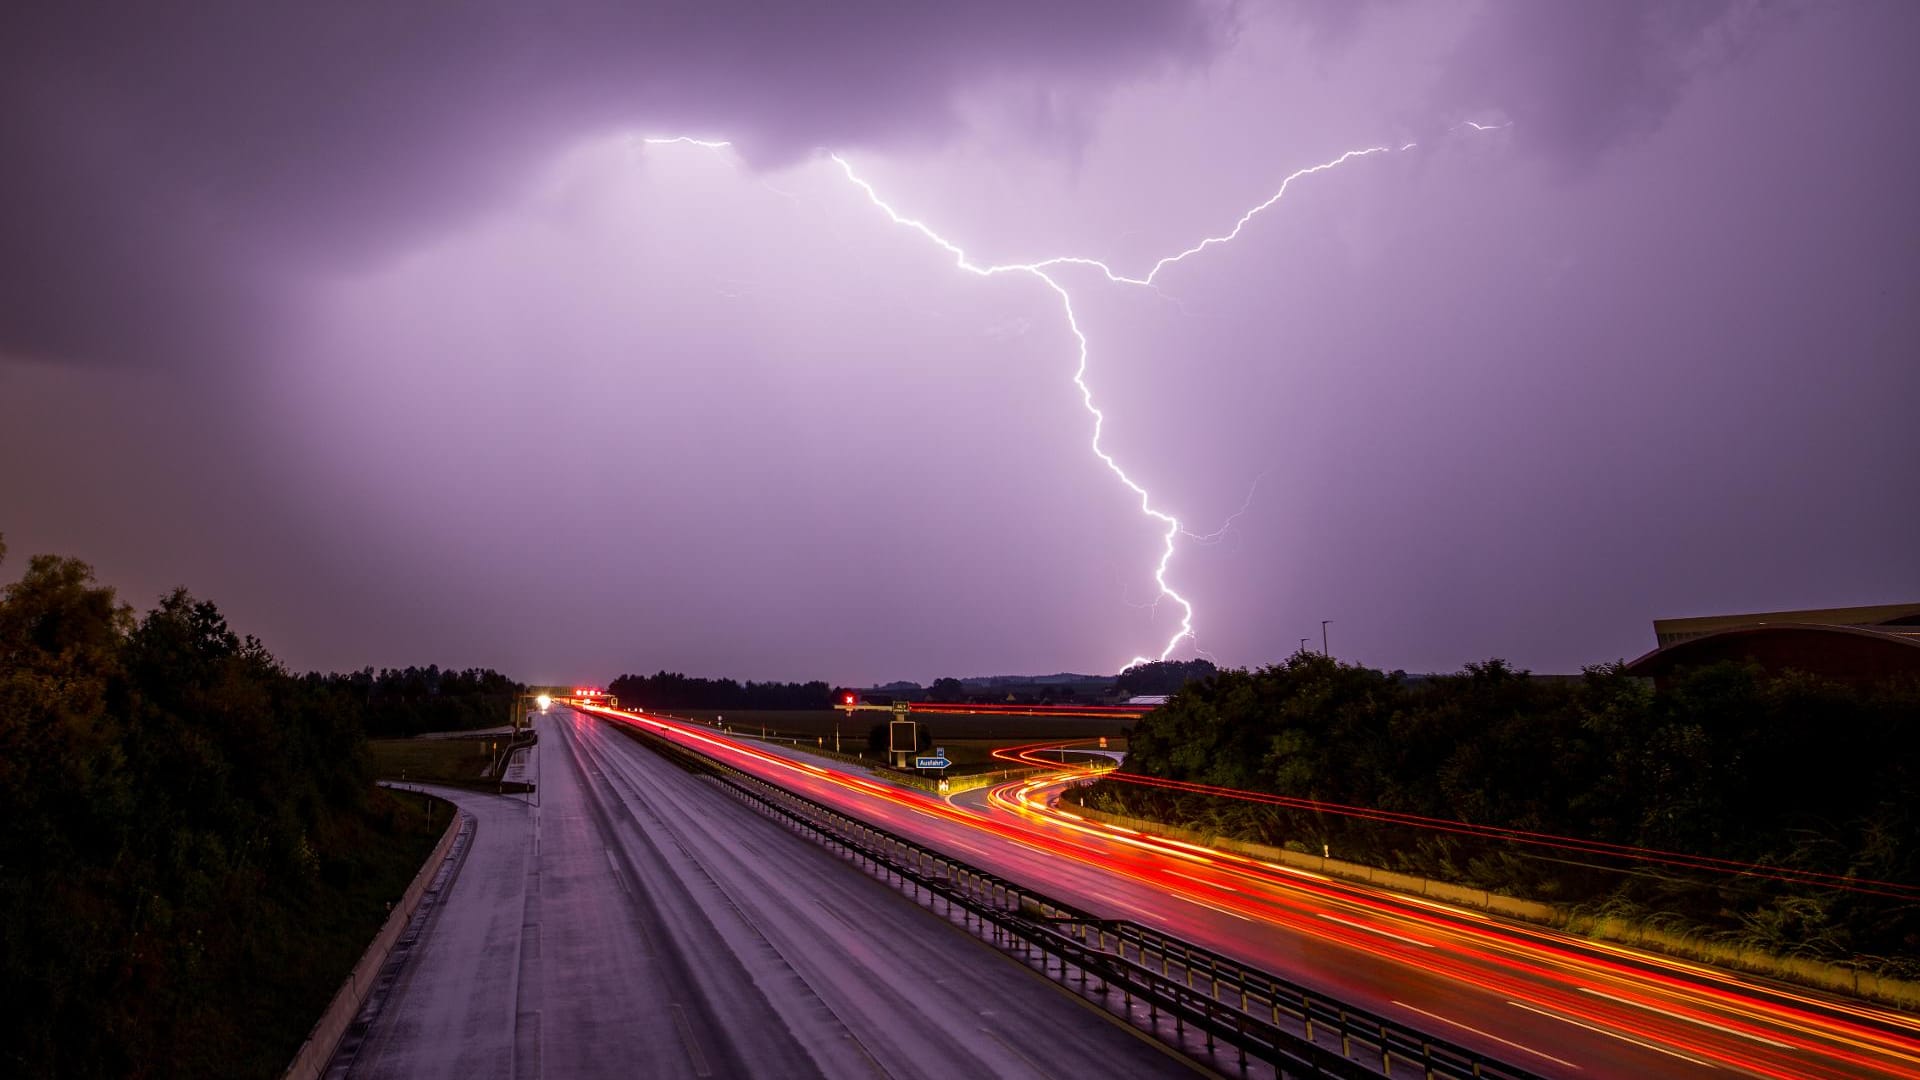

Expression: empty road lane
xmin=340 ymin=707 xmax=1192 ymax=1079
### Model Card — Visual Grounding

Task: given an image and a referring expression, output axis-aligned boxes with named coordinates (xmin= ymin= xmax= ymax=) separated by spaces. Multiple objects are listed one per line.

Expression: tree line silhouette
xmin=0 ymin=536 xmax=518 ymax=1076
xmin=607 ymin=669 xmax=835 ymax=711
xmin=1074 ymin=652 xmax=1920 ymax=975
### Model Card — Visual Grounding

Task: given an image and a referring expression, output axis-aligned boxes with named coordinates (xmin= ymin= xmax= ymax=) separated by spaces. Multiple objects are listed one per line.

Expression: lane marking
xmin=1507 ymin=1000 xmax=1720 ymax=1070
xmin=1391 ymin=1000 xmax=1580 ymax=1070
xmin=670 ymin=1003 xmax=714 ymax=1078
xmin=812 ymin=897 xmax=866 ymax=936
xmin=1166 ymin=869 xmax=1239 ymax=893
xmin=1179 ymin=892 xmax=1252 ymax=922
xmin=583 ymin=705 xmax=1920 ymax=1074
xmin=606 ymin=849 xmax=630 ymax=895
xmin=980 ymin=1026 xmax=1053 ymax=1079
xmin=1318 ymin=913 xmax=1433 ymax=948
xmin=1578 ymin=987 xmax=1792 ymax=1049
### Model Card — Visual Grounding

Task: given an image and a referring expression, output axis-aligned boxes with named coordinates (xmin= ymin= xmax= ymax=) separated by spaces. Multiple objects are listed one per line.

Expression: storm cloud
xmin=5 ymin=2 xmax=1780 ymax=372
xmin=3 ymin=2 xmax=1913 ymax=683
xmin=1 ymin=1 xmax=1223 ymax=370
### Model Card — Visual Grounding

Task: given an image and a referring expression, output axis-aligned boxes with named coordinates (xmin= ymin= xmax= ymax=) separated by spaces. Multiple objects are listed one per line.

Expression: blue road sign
xmin=915 ymin=756 xmax=951 ymax=770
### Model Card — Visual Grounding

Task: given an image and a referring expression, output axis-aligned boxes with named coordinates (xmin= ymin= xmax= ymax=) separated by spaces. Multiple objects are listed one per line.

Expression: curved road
xmin=583 ymin=703 xmax=1920 ymax=1080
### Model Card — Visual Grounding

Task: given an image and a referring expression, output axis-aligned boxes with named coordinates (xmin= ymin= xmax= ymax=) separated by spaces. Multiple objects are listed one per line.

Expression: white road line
xmin=1106 ymin=897 xmax=1163 ymax=921
xmin=1578 ymin=987 xmax=1792 ymax=1048
xmin=980 ymin=1026 xmax=1052 ymax=1078
xmin=1177 ymin=891 xmax=1252 ymax=921
xmin=1166 ymin=869 xmax=1239 ymax=893
xmin=605 ymin=849 xmax=629 ymax=895
xmin=1317 ymin=913 xmax=1434 ymax=948
xmin=669 ymin=1003 xmax=713 ymax=1078
xmin=1391 ymin=1001 xmax=1580 ymax=1069
xmin=1508 ymin=1000 xmax=1720 ymax=1070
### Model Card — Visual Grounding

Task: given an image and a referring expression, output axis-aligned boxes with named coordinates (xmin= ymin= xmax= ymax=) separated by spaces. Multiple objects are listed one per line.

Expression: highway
xmin=582 ymin=703 xmax=1920 ymax=1079
xmin=340 ymin=707 xmax=1195 ymax=1078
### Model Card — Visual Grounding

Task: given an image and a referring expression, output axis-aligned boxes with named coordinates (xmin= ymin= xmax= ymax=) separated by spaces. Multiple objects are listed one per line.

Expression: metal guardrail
xmin=614 ymin=721 xmax=1544 ymax=1080
xmin=643 ymin=712 xmax=1044 ymax=794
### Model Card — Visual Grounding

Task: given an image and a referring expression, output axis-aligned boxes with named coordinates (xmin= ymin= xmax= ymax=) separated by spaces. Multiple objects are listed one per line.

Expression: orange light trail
xmin=1082 ymin=766 xmax=1920 ymax=901
xmin=575 ymin=703 xmax=1920 ymax=1079
xmin=995 ymin=774 xmax=1920 ymax=1079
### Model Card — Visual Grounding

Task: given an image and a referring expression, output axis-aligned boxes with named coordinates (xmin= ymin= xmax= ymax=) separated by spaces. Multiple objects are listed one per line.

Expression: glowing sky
xmin=3 ymin=2 xmax=1916 ymax=683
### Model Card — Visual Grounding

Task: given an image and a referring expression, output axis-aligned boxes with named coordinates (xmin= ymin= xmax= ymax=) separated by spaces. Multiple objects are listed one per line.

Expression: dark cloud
xmin=7 ymin=1 xmax=1911 ymax=681
xmin=0 ymin=2 xmax=1796 ymax=373
xmin=0 ymin=1 xmax=1225 ymax=370
xmin=1434 ymin=1 xmax=1782 ymax=170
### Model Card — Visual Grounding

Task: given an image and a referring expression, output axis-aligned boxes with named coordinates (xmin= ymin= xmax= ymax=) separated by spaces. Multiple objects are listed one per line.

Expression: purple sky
xmin=4 ymin=2 xmax=1916 ymax=685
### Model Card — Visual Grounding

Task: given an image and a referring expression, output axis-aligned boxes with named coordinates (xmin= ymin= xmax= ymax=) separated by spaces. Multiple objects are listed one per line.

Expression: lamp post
xmin=1321 ymin=620 xmax=1333 ymax=657
xmin=1299 ymin=637 xmax=1310 ymax=654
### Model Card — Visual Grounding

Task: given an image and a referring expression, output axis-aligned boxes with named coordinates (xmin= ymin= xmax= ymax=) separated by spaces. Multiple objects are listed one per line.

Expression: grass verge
xmin=370 ymin=736 xmax=507 ymax=785
xmin=244 ymin=787 xmax=447 ymax=1077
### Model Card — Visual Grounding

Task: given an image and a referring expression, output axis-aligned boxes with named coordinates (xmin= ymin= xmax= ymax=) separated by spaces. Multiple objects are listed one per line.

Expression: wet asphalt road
xmin=343 ymin=706 xmax=1194 ymax=1079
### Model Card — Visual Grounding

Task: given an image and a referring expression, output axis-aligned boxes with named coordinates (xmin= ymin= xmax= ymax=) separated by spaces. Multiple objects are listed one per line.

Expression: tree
xmin=1116 ymin=658 xmax=1217 ymax=695
xmin=927 ymin=677 xmax=965 ymax=702
xmin=606 ymin=670 xmax=835 ymax=711
xmin=1079 ymin=650 xmax=1920 ymax=973
xmin=0 ymin=544 xmax=489 ymax=1075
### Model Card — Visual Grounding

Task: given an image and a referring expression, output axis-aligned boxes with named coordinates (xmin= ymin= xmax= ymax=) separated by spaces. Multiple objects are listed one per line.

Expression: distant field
xmin=629 ymin=709 xmax=1127 ymax=783
xmin=370 ymin=736 xmax=509 ymax=784
xmin=936 ymin=737 xmax=1127 ymax=766
xmin=648 ymin=708 xmax=1135 ymax=742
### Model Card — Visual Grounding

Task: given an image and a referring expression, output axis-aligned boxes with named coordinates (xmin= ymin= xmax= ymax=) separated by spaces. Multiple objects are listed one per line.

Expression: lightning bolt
xmin=641 ymin=126 xmax=1499 ymax=671
xmin=1182 ymin=471 xmax=1268 ymax=546
xmin=640 ymin=135 xmax=733 ymax=149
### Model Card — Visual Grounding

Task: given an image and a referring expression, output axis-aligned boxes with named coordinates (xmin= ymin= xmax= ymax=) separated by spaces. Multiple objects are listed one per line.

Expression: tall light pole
xmin=1298 ymin=637 xmax=1310 ymax=654
xmin=1321 ymin=620 xmax=1333 ymax=657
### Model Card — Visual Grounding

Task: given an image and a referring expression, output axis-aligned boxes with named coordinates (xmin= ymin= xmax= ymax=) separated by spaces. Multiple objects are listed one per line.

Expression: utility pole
xmin=1321 ymin=620 xmax=1333 ymax=657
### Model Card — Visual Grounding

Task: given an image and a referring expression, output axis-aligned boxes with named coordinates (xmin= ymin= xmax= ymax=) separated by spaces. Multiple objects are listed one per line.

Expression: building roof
xmin=1653 ymin=602 xmax=1920 ymax=647
xmin=1628 ymin=604 xmax=1920 ymax=686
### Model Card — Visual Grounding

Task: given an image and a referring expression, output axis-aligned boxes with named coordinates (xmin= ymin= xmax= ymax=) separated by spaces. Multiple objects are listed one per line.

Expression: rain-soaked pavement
xmin=340 ymin=706 xmax=1191 ymax=1079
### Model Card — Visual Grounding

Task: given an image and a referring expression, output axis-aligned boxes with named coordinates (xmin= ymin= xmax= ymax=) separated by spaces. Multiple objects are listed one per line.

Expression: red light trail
xmin=994 ymin=739 xmax=1920 ymax=902
xmin=573 ymin=702 xmax=1920 ymax=1079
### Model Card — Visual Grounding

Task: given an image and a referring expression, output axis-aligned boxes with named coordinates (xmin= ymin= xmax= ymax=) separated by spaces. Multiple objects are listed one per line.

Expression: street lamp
xmin=1321 ymin=620 xmax=1333 ymax=657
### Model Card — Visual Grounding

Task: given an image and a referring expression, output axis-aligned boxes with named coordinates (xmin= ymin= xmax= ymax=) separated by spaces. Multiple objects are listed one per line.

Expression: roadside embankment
xmin=371 ymin=729 xmax=538 ymax=792
xmin=282 ymin=793 xmax=466 ymax=1080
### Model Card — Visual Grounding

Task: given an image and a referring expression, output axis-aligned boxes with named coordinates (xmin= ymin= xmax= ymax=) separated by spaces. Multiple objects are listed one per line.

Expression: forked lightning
xmin=641 ymin=126 xmax=1497 ymax=669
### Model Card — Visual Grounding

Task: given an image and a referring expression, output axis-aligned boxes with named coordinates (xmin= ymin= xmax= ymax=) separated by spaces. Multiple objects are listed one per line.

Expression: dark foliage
xmin=1075 ymin=652 xmax=1920 ymax=971
xmin=308 ymin=664 xmax=521 ymax=737
xmin=1116 ymin=657 xmax=1218 ymax=695
xmin=0 ymin=542 xmax=461 ymax=1077
xmin=608 ymin=670 xmax=833 ymax=711
xmin=926 ymin=676 xmax=966 ymax=702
